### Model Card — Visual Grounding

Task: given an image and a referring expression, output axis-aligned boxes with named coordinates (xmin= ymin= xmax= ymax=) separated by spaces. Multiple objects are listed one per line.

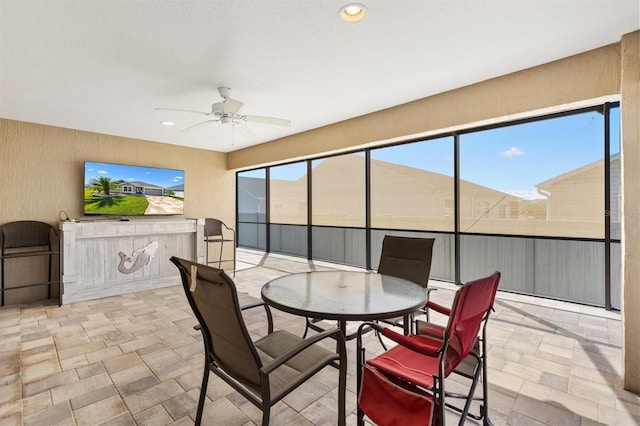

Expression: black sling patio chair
xmin=171 ymin=256 xmax=347 ymax=426
xmin=376 ymin=235 xmax=435 ymax=333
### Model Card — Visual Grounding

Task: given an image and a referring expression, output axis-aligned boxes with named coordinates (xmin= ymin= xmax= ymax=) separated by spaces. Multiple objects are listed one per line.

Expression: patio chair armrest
xmin=415 ymin=320 xmax=445 ymax=340
xmin=380 ymin=327 xmax=441 ymax=357
xmin=195 ymin=302 xmax=272 ymax=333
xmin=260 ymin=327 xmax=345 ymax=374
xmin=241 ymin=301 xmax=274 ymax=334
xmin=354 ymin=322 xmax=385 ymax=353
xmin=221 ymin=222 xmax=236 ymax=237
xmin=240 ymin=301 xmax=267 ymax=311
xmin=426 ymin=300 xmax=451 ymax=316
xmin=357 ymin=321 xmax=385 ymax=337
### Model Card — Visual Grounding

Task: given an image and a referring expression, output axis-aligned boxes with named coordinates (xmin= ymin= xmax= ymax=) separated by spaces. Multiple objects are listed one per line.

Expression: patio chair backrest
xmin=443 ymin=271 xmax=500 ymax=374
xmin=1 ymin=221 xmax=54 ymax=250
xmin=171 ymin=257 xmax=263 ymax=389
xmin=204 ymin=218 xmax=224 ymax=237
xmin=378 ymin=235 xmax=435 ymax=288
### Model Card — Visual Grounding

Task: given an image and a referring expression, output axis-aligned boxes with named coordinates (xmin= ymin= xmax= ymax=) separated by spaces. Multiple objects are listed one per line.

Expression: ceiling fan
xmin=155 ymin=87 xmax=291 ymax=132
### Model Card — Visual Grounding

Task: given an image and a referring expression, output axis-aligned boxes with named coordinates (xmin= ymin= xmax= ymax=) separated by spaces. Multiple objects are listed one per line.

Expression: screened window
xmin=371 ymin=137 xmax=454 ymax=231
xmin=610 ymin=105 xmax=621 ymax=309
xmin=237 ymin=169 xmax=267 ymax=249
xmin=236 ymin=103 xmax=620 ymax=308
xmin=311 ymin=153 xmax=365 ymax=227
xmin=609 ymin=106 xmax=621 ymax=241
xmin=459 ymin=111 xmax=605 ymax=238
xmin=270 ymin=162 xmax=307 ymax=225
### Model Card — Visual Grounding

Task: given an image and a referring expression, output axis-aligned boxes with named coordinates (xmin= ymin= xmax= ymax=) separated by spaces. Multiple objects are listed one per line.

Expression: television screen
xmin=84 ymin=161 xmax=185 ymax=216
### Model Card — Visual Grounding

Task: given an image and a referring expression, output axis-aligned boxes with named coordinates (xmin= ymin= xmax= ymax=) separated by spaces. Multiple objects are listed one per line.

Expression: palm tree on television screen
xmin=91 ymin=177 xmax=118 ymax=195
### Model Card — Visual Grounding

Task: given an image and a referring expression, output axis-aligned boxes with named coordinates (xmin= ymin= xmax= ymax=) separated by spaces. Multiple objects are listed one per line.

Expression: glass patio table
xmin=261 ymin=270 xmax=429 ymax=339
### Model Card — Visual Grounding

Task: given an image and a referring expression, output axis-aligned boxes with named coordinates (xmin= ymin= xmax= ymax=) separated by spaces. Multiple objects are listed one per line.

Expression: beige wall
xmin=621 ymin=31 xmax=640 ymax=392
xmin=0 ymin=119 xmax=235 ymax=226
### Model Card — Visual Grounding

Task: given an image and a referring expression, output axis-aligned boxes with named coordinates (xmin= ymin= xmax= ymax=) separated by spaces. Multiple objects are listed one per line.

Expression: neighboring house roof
xmin=372 ymin=157 xmax=521 ymax=199
xmin=291 ymin=155 xmax=521 ymax=200
xmin=122 ymin=181 xmax=165 ymax=190
xmin=166 ymin=184 xmax=184 ymax=191
xmin=241 ymin=155 xmax=522 ymax=201
xmin=536 ymin=153 xmax=619 ymax=191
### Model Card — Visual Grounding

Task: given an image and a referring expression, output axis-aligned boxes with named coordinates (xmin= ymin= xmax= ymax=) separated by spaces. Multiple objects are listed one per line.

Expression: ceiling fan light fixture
xmin=339 ymin=3 xmax=367 ymax=23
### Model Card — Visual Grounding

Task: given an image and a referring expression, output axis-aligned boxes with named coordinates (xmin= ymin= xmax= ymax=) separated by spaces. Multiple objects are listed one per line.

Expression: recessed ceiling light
xmin=161 ymin=121 xmax=175 ymax=126
xmin=339 ymin=3 xmax=367 ymax=23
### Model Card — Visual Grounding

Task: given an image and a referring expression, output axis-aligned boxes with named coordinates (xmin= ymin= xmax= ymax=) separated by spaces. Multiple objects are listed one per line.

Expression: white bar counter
xmin=60 ymin=218 xmax=205 ymax=304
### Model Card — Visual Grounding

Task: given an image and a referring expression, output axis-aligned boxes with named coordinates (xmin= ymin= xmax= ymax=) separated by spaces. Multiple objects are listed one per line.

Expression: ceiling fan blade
xmin=222 ymin=97 xmax=244 ymax=114
xmin=182 ymin=119 xmax=219 ymax=132
xmin=233 ymin=122 xmax=257 ymax=139
xmin=210 ymin=102 xmax=225 ymax=113
xmin=243 ymin=115 xmax=291 ymax=126
xmin=154 ymin=107 xmax=208 ymax=115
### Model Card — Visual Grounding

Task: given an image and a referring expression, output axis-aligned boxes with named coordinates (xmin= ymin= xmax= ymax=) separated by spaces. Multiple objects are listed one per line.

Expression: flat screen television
xmin=84 ymin=161 xmax=185 ymax=216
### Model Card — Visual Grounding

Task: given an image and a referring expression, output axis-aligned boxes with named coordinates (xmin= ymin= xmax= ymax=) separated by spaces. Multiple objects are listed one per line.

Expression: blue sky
xmin=85 ymin=162 xmax=184 ymax=188
xmin=241 ymin=108 xmax=619 ymax=199
xmin=459 ymin=110 xmax=612 ymax=198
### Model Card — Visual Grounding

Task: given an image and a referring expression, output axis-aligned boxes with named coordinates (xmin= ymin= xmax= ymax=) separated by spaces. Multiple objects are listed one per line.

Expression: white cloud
xmin=97 ymin=170 xmax=108 ymax=174
xmin=174 ymin=176 xmax=183 ymax=180
xmin=500 ymin=147 xmax=524 ymax=159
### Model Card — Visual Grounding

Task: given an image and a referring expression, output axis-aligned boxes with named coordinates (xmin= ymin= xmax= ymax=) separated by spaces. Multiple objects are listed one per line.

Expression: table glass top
xmin=261 ymin=271 xmax=427 ymax=320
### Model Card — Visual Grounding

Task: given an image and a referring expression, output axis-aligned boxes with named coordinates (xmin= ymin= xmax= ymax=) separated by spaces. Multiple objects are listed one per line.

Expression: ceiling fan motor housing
xmin=218 ymin=87 xmax=231 ymax=99
xmin=156 ymin=86 xmax=290 ymax=132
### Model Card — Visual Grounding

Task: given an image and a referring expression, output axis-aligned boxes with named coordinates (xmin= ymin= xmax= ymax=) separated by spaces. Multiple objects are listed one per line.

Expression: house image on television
xmin=118 ymin=181 xmax=166 ymax=196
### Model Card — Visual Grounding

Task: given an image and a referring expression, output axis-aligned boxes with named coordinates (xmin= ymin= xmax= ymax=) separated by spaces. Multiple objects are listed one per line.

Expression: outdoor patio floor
xmin=0 ymin=248 xmax=638 ymax=425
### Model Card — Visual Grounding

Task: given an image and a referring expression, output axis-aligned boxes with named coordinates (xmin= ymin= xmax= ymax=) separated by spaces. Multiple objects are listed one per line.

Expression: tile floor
xmin=0 ymin=248 xmax=638 ymax=425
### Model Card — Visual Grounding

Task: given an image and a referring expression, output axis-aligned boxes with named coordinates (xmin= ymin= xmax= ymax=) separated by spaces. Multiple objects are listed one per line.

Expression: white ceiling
xmin=1 ymin=1 xmax=638 ymax=153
